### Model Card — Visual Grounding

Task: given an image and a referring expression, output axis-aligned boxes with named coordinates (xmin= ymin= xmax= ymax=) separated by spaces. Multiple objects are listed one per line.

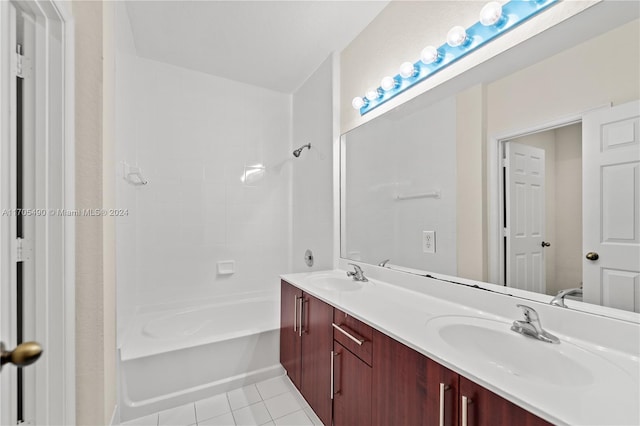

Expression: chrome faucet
xmin=346 ymin=263 xmax=368 ymax=282
xmin=550 ymin=287 xmax=583 ymax=308
xmin=378 ymin=259 xmax=390 ymax=267
xmin=511 ymin=304 xmax=559 ymax=344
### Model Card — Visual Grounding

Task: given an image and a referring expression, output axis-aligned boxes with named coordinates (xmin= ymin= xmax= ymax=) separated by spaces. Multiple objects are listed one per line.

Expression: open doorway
xmin=502 ymin=123 xmax=583 ymax=297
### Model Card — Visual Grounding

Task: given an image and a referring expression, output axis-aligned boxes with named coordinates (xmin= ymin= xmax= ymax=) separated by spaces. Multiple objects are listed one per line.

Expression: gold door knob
xmin=0 ymin=341 xmax=43 ymax=370
xmin=585 ymin=252 xmax=599 ymax=261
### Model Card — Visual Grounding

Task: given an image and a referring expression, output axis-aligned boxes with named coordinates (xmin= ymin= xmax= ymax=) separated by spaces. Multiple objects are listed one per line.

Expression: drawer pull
xmin=298 ymin=298 xmax=305 ymax=337
xmin=439 ymin=383 xmax=450 ymax=426
xmin=332 ymin=323 xmax=365 ymax=346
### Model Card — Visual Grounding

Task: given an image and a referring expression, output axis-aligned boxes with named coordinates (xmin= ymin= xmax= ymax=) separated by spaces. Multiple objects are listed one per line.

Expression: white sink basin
xmin=306 ymin=274 xmax=364 ymax=292
xmin=426 ymin=316 xmax=609 ymax=387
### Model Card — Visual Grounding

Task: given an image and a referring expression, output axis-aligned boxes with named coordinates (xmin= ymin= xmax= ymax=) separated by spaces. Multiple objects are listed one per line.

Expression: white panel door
xmin=506 ymin=142 xmax=546 ymax=293
xmin=583 ymin=100 xmax=640 ymax=312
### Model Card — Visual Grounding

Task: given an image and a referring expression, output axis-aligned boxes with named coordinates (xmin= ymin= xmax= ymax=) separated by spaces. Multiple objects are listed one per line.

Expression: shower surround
xmin=115 ymin=4 xmax=292 ymax=418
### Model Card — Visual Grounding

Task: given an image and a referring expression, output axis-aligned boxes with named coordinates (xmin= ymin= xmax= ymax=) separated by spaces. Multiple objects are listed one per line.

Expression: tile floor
xmin=121 ymin=375 xmax=324 ymax=426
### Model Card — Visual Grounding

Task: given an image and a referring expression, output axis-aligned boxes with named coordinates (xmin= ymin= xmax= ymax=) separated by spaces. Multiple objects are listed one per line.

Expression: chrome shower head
xmin=293 ymin=143 xmax=311 ymax=158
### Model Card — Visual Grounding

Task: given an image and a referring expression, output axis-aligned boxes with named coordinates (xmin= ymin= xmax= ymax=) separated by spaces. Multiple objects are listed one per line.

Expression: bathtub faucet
xmin=346 ymin=263 xmax=368 ymax=282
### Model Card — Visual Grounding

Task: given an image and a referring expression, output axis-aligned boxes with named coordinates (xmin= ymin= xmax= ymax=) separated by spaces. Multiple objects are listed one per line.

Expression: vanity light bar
xmin=352 ymin=0 xmax=558 ymax=115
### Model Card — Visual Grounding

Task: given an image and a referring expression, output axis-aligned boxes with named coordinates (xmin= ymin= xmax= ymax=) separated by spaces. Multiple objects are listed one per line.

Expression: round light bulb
xmin=399 ymin=62 xmax=416 ymax=79
xmin=420 ymin=46 xmax=440 ymax=65
xmin=352 ymin=96 xmax=366 ymax=110
xmin=447 ymin=26 xmax=468 ymax=47
xmin=480 ymin=2 xmax=503 ymax=26
xmin=365 ymin=88 xmax=381 ymax=101
xmin=380 ymin=76 xmax=398 ymax=91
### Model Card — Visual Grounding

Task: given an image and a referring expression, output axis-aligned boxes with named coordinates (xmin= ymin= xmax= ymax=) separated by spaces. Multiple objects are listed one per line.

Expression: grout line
xmin=193 ymin=403 xmax=198 ymax=425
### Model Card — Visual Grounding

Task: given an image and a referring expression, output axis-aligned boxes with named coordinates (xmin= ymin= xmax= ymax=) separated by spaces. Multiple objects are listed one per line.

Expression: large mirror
xmin=341 ymin=2 xmax=640 ymax=315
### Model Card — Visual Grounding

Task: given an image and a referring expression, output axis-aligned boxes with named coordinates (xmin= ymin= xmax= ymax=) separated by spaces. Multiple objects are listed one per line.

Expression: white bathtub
xmin=118 ymin=292 xmax=283 ymax=422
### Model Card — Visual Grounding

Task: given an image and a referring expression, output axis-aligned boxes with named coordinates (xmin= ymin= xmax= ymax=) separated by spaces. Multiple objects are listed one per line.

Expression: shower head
xmin=293 ymin=143 xmax=311 ymax=158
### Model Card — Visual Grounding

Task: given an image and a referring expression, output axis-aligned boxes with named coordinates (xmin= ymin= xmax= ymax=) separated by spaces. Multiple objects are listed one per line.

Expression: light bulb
xmin=365 ymin=88 xmax=381 ymax=101
xmin=480 ymin=2 xmax=503 ymax=26
xmin=380 ymin=76 xmax=398 ymax=91
xmin=399 ymin=62 xmax=417 ymax=79
xmin=420 ymin=46 xmax=441 ymax=65
xmin=352 ymin=96 xmax=366 ymax=110
xmin=447 ymin=26 xmax=468 ymax=47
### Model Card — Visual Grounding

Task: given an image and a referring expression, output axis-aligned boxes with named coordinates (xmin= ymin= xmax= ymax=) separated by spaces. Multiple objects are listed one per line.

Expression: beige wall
xmin=73 ymin=0 xmax=117 ymax=424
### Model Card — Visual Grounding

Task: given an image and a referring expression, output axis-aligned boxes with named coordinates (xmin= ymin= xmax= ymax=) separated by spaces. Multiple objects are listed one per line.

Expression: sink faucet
xmin=346 ymin=263 xmax=368 ymax=282
xmin=378 ymin=259 xmax=390 ymax=267
xmin=511 ymin=304 xmax=559 ymax=344
xmin=550 ymin=287 xmax=583 ymax=308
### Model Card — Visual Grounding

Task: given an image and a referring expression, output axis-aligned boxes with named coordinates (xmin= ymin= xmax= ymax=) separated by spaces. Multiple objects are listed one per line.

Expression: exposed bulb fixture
xmin=352 ymin=96 xmax=367 ymax=110
xmin=365 ymin=88 xmax=381 ymax=101
xmin=399 ymin=62 xmax=417 ymax=79
xmin=420 ymin=46 xmax=441 ymax=65
xmin=352 ymin=0 xmax=558 ymax=116
xmin=380 ymin=76 xmax=398 ymax=91
xmin=447 ymin=26 xmax=468 ymax=47
xmin=480 ymin=2 xmax=504 ymax=26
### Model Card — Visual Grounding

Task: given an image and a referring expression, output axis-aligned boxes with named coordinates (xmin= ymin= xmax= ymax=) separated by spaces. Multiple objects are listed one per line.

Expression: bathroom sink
xmin=426 ymin=316 xmax=601 ymax=387
xmin=306 ymin=274 xmax=364 ymax=292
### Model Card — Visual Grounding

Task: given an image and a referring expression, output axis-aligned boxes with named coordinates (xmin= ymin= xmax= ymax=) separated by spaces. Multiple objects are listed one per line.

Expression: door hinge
xmin=502 ymin=227 xmax=508 ymax=237
xmin=15 ymin=44 xmax=24 ymax=78
xmin=14 ymin=237 xmax=32 ymax=262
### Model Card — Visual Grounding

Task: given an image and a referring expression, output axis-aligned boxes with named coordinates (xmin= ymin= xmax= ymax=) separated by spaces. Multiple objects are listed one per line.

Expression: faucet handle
xmin=516 ymin=304 xmax=540 ymax=323
xmin=348 ymin=263 xmax=363 ymax=273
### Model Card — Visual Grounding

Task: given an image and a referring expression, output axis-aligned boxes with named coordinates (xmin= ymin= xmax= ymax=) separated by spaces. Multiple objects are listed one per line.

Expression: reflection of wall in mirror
xmin=344 ymin=96 xmax=457 ymax=275
xmin=457 ymin=19 xmax=639 ymax=282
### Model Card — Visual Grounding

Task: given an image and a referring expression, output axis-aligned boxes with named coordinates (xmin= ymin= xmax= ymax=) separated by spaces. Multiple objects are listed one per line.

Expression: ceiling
xmin=125 ymin=1 xmax=389 ymax=93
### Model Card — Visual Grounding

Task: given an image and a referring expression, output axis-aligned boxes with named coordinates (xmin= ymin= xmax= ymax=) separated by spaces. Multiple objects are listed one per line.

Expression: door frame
xmin=487 ymin=106 xmax=608 ymax=287
xmin=0 ymin=1 xmax=75 ymax=425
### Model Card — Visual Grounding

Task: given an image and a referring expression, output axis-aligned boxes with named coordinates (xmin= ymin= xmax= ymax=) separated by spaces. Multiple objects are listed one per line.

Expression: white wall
xmin=343 ymin=96 xmax=457 ymax=274
xmin=291 ymin=57 xmax=334 ymax=272
xmin=115 ymin=6 xmax=292 ymax=325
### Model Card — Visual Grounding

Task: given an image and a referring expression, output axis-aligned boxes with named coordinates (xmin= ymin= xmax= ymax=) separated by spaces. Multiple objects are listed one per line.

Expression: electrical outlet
xmin=423 ymin=231 xmax=436 ymax=253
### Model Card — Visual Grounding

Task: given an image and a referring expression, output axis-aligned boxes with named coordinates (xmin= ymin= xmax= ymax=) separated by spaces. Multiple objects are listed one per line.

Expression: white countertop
xmin=281 ymin=269 xmax=640 ymax=426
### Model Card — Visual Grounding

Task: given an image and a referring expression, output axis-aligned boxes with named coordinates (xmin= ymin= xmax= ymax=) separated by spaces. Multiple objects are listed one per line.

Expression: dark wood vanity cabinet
xmin=279 ymin=280 xmax=333 ymax=426
xmin=281 ymin=280 xmax=551 ymax=426
xmin=459 ymin=377 xmax=551 ymax=426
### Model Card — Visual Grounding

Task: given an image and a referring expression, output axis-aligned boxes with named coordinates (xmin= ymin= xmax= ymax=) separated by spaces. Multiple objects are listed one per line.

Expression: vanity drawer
xmin=333 ymin=309 xmax=373 ymax=366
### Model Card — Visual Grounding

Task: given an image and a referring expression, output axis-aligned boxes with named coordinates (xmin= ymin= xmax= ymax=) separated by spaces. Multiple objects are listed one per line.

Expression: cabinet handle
xmin=330 ymin=350 xmax=340 ymax=399
xmin=298 ymin=298 xmax=305 ymax=337
xmin=332 ymin=323 xmax=365 ymax=346
xmin=439 ymin=383 xmax=450 ymax=426
xmin=293 ymin=295 xmax=298 ymax=332
xmin=461 ymin=395 xmax=472 ymax=426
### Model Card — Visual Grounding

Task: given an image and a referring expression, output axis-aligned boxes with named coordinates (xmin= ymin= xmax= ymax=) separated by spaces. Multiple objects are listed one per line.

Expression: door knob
xmin=0 ymin=341 xmax=42 ymax=370
xmin=541 ymin=241 xmax=551 ymax=247
xmin=585 ymin=252 xmax=599 ymax=261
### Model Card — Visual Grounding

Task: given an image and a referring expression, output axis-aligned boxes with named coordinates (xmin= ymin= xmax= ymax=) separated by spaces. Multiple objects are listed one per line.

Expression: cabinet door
xmin=280 ymin=280 xmax=302 ymax=389
xmin=425 ymin=358 xmax=459 ymax=426
xmin=459 ymin=376 xmax=551 ymax=426
xmin=300 ymin=293 xmax=333 ymax=426
xmin=372 ymin=329 xmax=430 ymax=426
xmin=333 ymin=341 xmax=372 ymax=426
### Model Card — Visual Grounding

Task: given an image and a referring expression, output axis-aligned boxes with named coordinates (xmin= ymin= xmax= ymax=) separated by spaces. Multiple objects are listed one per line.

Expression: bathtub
xmin=118 ymin=292 xmax=283 ymax=422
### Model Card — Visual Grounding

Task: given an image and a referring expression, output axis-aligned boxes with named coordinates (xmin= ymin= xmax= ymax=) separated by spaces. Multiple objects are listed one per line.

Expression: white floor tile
xmin=256 ymin=376 xmax=290 ymax=400
xmin=263 ymin=392 xmax=302 ymax=420
xmin=232 ymin=402 xmax=272 ymax=426
xmin=196 ymin=393 xmax=231 ymax=421
xmin=158 ymin=403 xmax=197 ymax=426
xmin=122 ymin=413 xmax=159 ymax=426
xmin=198 ymin=412 xmax=236 ymax=426
xmin=228 ymin=385 xmax=262 ymax=410
xmin=260 ymin=422 xmax=275 ymax=426
xmin=273 ymin=410 xmax=313 ymax=426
